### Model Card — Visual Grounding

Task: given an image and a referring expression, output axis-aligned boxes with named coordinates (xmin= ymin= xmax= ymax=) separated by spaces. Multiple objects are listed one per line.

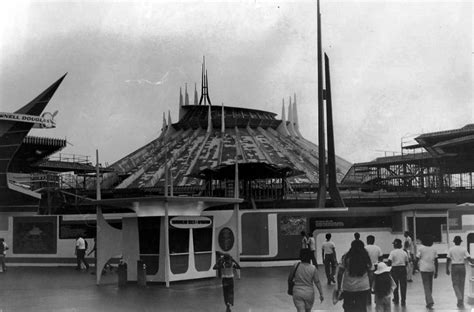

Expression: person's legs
xmin=398 ymin=268 xmax=407 ymax=305
xmin=77 ymin=250 xmax=88 ymax=269
xmin=324 ymin=255 xmax=331 ymax=282
xmin=304 ymin=293 xmax=315 ymax=312
xmin=292 ymin=295 xmax=306 ymax=312
xmin=391 ymin=269 xmax=400 ymax=303
xmin=342 ymin=291 xmax=356 ymax=312
xmin=421 ymin=271 xmax=434 ymax=306
xmin=452 ymin=265 xmax=465 ymax=304
xmin=76 ymin=253 xmax=81 ymax=270
xmin=406 ymin=261 xmax=413 ymax=281
xmin=330 ymin=255 xmax=337 ymax=281
xmin=367 ymin=270 xmax=374 ymax=304
xmin=309 ymin=251 xmax=317 ymax=266
xmin=222 ymin=277 xmax=234 ymax=306
xmin=0 ymin=255 xmax=5 ymax=272
xmin=353 ymin=290 xmax=369 ymax=311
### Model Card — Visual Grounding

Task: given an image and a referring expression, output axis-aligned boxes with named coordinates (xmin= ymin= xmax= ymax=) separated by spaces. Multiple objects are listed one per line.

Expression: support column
xmin=164 ymin=201 xmax=170 ymax=287
xmin=413 ymin=210 xmax=417 ymax=257
xmin=234 ymin=156 xmax=240 ymax=262
xmin=316 ymin=0 xmax=326 ymax=208
xmin=446 ymin=210 xmax=450 ymax=248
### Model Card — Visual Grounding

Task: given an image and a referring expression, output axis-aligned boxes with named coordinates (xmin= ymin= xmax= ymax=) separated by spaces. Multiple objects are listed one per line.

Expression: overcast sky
xmin=0 ymin=0 xmax=472 ymax=165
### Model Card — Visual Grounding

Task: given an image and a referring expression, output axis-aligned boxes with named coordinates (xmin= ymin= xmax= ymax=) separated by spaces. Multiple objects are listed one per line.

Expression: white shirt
xmin=448 ymin=245 xmax=470 ymax=264
xmin=405 ymin=236 xmax=414 ymax=253
xmin=301 ymin=237 xmax=309 ymax=249
xmin=76 ymin=237 xmax=86 ymax=250
xmin=322 ymin=241 xmax=336 ymax=254
xmin=417 ymin=245 xmax=438 ymax=272
xmin=366 ymin=244 xmax=383 ymax=270
xmin=1 ymin=242 xmax=7 ymax=255
xmin=388 ymin=248 xmax=408 ymax=267
xmin=308 ymin=237 xmax=316 ymax=251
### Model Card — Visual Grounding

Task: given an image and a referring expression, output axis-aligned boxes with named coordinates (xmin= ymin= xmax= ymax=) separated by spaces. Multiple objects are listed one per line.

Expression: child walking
xmin=373 ymin=262 xmax=396 ymax=312
xmin=213 ymin=253 xmax=241 ymax=312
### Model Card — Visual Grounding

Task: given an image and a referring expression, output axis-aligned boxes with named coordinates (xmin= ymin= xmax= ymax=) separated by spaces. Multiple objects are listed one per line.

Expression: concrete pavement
xmin=0 ymin=264 xmax=472 ymax=311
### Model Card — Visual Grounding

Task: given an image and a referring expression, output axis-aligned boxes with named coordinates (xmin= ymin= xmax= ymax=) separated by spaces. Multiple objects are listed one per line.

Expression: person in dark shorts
xmin=321 ymin=233 xmax=337 ymax=284
xmin=213 ymin=253 xmax=241 ymax=312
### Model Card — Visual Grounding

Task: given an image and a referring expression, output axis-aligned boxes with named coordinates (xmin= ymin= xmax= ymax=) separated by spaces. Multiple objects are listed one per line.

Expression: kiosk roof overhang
xmin=392 ymin=203 xmax=458 ymax=212
xmin=83 ymin=196 xmax=243 ymax=217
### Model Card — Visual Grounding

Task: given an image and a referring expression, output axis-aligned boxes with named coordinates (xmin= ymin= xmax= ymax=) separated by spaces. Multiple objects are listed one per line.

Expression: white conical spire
xmin=277 ymin=98 xmax=290 ymax=136
xmin=288 ymin=98 xmax=298 ymax=137
xmin=165 ymin=110 xmax=174 ymax=137
xmin=184 ymin=83 xmax=189 ymax=106
xmin=293 ymin=93 xmax=302 ymax=137
xmin=194 ymin=83 xmax=198 ymax=105
xmin=163 ymin=111 xmax=167 ymax=130
xmin=178 ymin=87 xmax=185 ymax=120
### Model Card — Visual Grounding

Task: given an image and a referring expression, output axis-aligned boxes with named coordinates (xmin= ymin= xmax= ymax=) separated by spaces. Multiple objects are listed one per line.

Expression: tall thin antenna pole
xmin=316 ymin=0 xmax=327 ymax=208
xmin=325 ymin=53 xmax=345 ymax=207
xmin=96 ymin=149 xmax=101 ymax=201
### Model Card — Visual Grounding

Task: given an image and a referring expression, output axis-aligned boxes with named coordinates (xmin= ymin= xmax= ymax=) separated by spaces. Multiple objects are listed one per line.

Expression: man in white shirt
xmin=446 ymin=236 xmax=472 ymax=308
xmin=388 ymin=238 xmax=408 ymax=306
xmin=321 ymin=233 xmax=337 ymax=284
xmin=308 ymin=232 xmax=318 ymax=266
xmin=365 ymin=235 xmax=383 ymax=304
xmin=75 ymin=236 xmax=89 ymax=271
xmin=416 ymin=235 xmax=438 ymax=309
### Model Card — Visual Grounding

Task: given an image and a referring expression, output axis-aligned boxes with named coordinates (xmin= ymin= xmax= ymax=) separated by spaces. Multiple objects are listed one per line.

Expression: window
xmin=280 ymin=215 xmax=306 ymax=236
xmin=193 ymin=228 xmax=212 ymax=252
xmin=138 ymin=217 xmax=160 ymax=254
xmin=169 ymin=228 xmax=189 ymax=254
xmin=407 ymin=217 xmax=445 ymax=243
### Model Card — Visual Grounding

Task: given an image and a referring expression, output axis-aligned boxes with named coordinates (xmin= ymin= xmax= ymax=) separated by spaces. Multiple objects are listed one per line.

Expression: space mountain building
xmin=104 ymin=59 xmax=352 ymax=203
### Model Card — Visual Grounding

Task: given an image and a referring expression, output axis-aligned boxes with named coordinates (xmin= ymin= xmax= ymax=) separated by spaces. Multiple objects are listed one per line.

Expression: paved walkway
xmin=0 ymin=264 xmax=472 ymax=311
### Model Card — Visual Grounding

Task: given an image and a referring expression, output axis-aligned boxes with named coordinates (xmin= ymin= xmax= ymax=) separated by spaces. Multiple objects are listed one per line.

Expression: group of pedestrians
xmin=300 ymin=231 xmax=318 ymax=266
xmin=288 ymin=231 xmax=474 ymax=312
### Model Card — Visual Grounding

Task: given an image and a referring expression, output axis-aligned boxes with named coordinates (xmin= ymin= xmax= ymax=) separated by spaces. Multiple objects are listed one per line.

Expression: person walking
xmin=336 ymin=239 xmax=371 ymax=312
xmin=288 ymin=248 xmax=324 ymax=312
xmin=75 ymin=235 xmax=90 ymax=271
xmin=446 ymin=235 xmax=472 ymax=308
xmin=322 ymin=233 xmax=337 ymax=285
xmin=307 ymin=232 xmax=318 ymax=266
xmin=404 ymin=231 xmax=416 ymax=274
xmin=416 ymin=235 xmax=438 ymax=309
xmin=372 ymin=262 xmax=396 ymax=312
xmin=365 ymin=235 xmax=383 ymax=304
xmin=301 ymin=231 xmax=309 ymax=250
xmin=387 ymin=238 xmax=408 ymax=307
xmin=213 ymin=253 xmax=241 ymax=312
xmin=0 ymin=238 xmax=9 ymax=273
xmin=403 ymin=241 xmax=413 ymax=282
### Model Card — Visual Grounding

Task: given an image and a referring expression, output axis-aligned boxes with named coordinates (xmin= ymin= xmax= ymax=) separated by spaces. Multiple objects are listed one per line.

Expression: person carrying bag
xmin=288 ymin=249 xmax=324 ymax=312
xmin=288 ymin=262 xmax=301 ymax=295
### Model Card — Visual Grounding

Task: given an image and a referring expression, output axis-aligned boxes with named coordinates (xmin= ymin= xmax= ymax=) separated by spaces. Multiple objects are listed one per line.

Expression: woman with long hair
xmin=336 ymin=239 xmax=372 ymax=312
xmin=288 ymin=248 xmax=324 ymax=312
